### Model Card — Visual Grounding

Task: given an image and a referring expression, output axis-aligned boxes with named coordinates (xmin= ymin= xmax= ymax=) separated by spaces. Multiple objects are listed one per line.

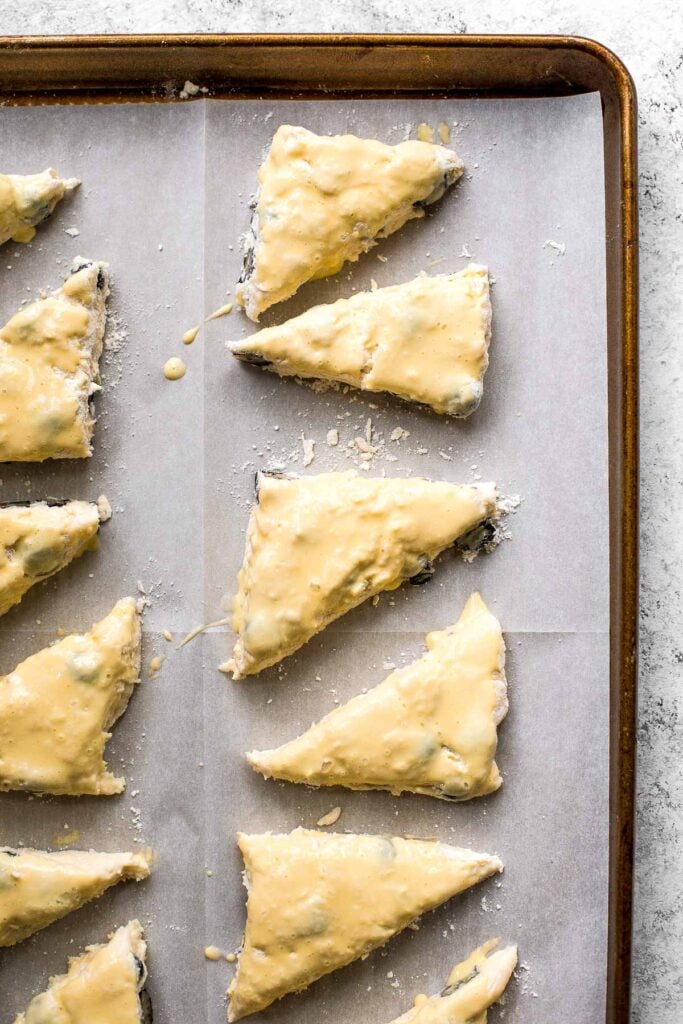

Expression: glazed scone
xmin=236 ymin=125 xmax=465 ymax=320
xmin=248 ymin=592 xmax=507 ymax=801
xmin=0 ymin=259 xmax=110 ymax=461
xmin=388 ymin=940 xmax=517 ymax=1024
xmin=231 ymin=266 xmax=491 ymax=417
xmin=0 ymin=169 xmax=79 ymax=246
xmin=13 ymin=920 xmax=151 ymax=1024
xmin=228 ymin=828 xmax=502 ymax=1020
xmin=0 ymin=499 xmax=103 ymax=618
xmin=227 ymin=471 xmax=500 ymax=678
xmin=0 ymin=847 xmax=152 ymax=947
xmin=0 ymin=598 xmax=141 ymax=796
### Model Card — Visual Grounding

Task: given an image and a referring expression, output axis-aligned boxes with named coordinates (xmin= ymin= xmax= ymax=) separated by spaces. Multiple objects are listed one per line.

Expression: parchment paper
xmin=0 ymin=92 xmax=608 ymax=1024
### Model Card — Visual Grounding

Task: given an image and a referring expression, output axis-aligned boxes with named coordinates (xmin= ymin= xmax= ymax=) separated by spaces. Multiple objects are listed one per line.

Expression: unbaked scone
xmin=0 ymin=847 xmax=151 ymax=947
xmin=0 ymin=259 xmax=109 ymax=462
xmin=0 ymin=499 xmax=103 ymax=618
xmin=231 ymin=266 xmax=491 ymax=417
xmin=236 ymin=125 xmax=464 ymax=320
xmin=13 ymin=920 xmax=151 ymax=1024
xmin=388 ymin=940 xmax=517 ymax=1024
xmin=248 ymin=592 xmax=507 ymax=800
xmin=228 ymin=828 xmax=502 ymax=1020
xmin=226 ymin=471 xmax=500 ymax=678
xmin=0 ymin=169 xmax=79 ymax=246
xmin=0 ymin=598 xmax=141 ymax=796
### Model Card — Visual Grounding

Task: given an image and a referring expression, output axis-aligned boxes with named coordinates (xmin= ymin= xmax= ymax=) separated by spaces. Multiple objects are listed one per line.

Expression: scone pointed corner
xmin=12 ymin=919 xmax=150 ymax=1024
xmin=0 ymin=168 xmax=80 ymax=247
xmin=227 ymin=828 xmax=502 ymax=1019
xmin=386 ymin=939 xmax=517 ymax=1024
xmin=235 ymin=124 xmax=465 ymax=320
xmin=247 ymin=590 xmax=507 ymax=801
xmin=0 ymin=846 xmax=153 ymax=947
xmin=0 ymin=597 xmax=141 ymax=796
xmin=0 ymin=499 xmax=102 ymax=617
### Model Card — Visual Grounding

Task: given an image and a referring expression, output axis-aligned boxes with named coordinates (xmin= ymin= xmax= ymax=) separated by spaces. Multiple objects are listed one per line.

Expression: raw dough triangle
xmin=388 ymin=940 xmax=517 ymax=1024
xmin=236 ymin=125 xmax=464 ymax=320
xmin=229 ymin=829 xmax=502 ymax=1020
xmin=248 ymin=592 xmax=507 ymax=801
xmin=13 ymin=920 xmax=150 ymax=1024
xmin=0 ymin=499 xmax=103 ymax=618
xmin=228 ymin=471 xmax=499 ymax=677
xmin=0 ymin=847 xmax=152 ymax=947
xmin=231 ymin=266 xmax=491 ymax=417
xmin=0 ymin=259 xmax=110 ymax=461
xmin=0 ymin=597 xmax=141 ymax=796
xmin=0 ymin=168 xmax=79 ymax=246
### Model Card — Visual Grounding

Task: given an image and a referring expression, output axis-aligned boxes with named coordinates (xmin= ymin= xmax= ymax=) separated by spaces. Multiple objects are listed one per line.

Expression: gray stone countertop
xmin=1 ymin=2 xmax=681 ymax=1021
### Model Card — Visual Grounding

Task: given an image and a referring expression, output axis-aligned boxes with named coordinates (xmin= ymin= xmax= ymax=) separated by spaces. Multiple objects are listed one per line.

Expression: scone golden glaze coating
xmin=13 ymin=920 xmax=150 ymax=1024
xmin=0 ymin=847 xmax=151 ymax=947
xmin=0 ymin=500 xmax=101 ymax=618
xmin=231 ymin=266 xmax=491 ymax=417
xmin=0 ymin=259 xmax=109 ymax=462
xmin=0 ymin=169 xmax=79 ymax=246
xmin=248 ymin=592 xmax=507 ymax=801
xmin=388 ymin=940 xmax=517 ymax=1024
xmin=228 ymin=471 xmax=499 ymax=677
xmin=228 ymin=828 xmax=502 ymax=1020
xmin=236 ymin=125 xmax=464 ymax=320
xmin=0 ymin=598 xmax=141 ymax=796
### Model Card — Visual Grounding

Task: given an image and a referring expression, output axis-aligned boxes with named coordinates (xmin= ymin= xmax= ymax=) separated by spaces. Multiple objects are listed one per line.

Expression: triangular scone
xmin=0 ymin=259 xmax=110 ymax=462
xmin=0 ymin=499 xmax=103 ymax=618
xmin=0 ymin=847 xmax=152 ymax=947
xmin=0 ymin=169 xmax=79 ymax=246
xmin=0 ymin=598 xmax=141 ymax=796
xmin=389 ymin=940 xmax=517 ymax=1024
xmin=231 ymin=266 xmax=491 ymax=417
xmin=13 ymin=920 xmax=150 ymax=1024
xmin=227 ymin=471 xmax=499 ymax=678
xmin=229 ymin=829 xmax=502 ymax=1020
xmin=248 ymin=592 xmax=507 ymax=800
xmin=236 ymin=125 xmax=465 ymax=320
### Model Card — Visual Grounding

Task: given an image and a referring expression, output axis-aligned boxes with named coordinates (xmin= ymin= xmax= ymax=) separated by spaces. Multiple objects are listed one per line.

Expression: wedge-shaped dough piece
xmin=0 ymin=598 xmax=141 ymax=796
xmin=389 ymin=939 xmax=517 ymax=1024
xmin=0 ymin=169 xmax=79 ymax=246
xmin=249 ymin=592 xmax=507 ymax=800
xmin=228 ymin=471 xmax=499 ymax=678
xmin=229 ymin=829 xmax=502 ymax=1020
xmin=0 ymin=847 xmax=152 ymax=947
xmin=13 ymin=919 xmax=151 ymax=1024
xmin=0 ymin=259 xmax=110 ymax=462
xmin=0 ymin=499 xmax=102 ymax=618
xmin=236 ymin=125 xmax=465 ymax=320
xmin=231 ymin=266 xmax=491 ymax=417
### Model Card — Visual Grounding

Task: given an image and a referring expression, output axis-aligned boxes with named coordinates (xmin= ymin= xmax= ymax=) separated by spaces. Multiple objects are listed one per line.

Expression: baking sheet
xmin=0 ymin=92 xmax=608 ymax=1024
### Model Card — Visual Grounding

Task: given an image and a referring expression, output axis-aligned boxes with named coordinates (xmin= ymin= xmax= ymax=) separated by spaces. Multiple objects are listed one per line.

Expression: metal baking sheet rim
xmin=0 ymin=33 xmax=638 ymax=1024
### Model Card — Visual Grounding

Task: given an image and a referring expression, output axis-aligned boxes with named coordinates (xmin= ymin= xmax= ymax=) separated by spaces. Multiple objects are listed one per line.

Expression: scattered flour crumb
xmin=543 ymin=239 xmax=566 ymax=256
xmin=302 ymin=436 xmax=316 ymax=466
xmin=326 ymin=428 xmax=339 ymax=447
xmin=316 ymin=806 xmax=342 ymax=827
xmin=64 ymin=227 xmax=80 ymax=237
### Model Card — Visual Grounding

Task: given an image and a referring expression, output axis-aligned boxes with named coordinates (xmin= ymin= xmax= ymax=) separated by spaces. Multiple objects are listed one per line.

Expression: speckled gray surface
xmin=0 ymin=1 xmax=681 ymax=1021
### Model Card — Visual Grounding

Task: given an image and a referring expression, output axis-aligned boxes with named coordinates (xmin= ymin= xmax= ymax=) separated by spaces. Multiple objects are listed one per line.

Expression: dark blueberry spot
xmin=1 ymin=848 xmax=18 ymax=856
xmin=235 ymin=350 xmax=272 ymax=368
xmin=71 ymin=258 xmax=92 ymax=275
xmin=455 ymin=519 xmax=498 ymax=556
xmin=409 ymin=556 xmax=435 ymax=586
xmin=140 ymin=989 xmax=154 ymax=1023
xmin=96 ymin=267 xmax=106 ymax=290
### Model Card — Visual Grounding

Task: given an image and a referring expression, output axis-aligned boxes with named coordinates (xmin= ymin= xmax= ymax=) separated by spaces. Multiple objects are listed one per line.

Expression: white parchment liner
xmin=0 ymin=93 xmax=608 ymax=1024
